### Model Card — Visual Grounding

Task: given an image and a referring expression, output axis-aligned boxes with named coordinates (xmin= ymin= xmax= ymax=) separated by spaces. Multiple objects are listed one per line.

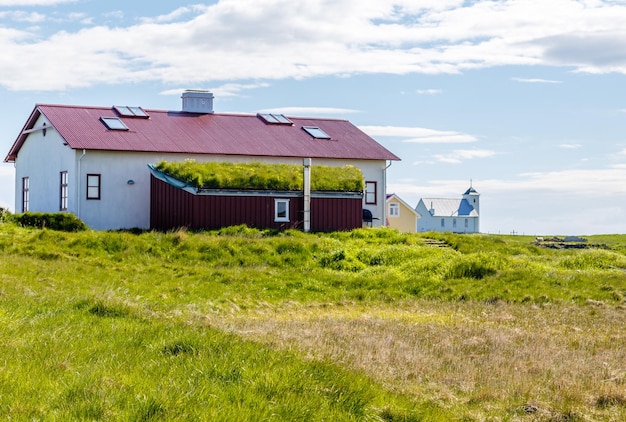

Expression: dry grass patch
xmin=204 ymin=300 xmax=626 ymax=420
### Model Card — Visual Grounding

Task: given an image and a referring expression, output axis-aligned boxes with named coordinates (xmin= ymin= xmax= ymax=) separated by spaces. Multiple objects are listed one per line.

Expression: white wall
xmin=13 ymin=115 xmax=76 ymax=214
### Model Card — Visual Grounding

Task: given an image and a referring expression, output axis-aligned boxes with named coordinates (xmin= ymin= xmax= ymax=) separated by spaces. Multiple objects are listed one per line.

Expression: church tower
xmin=462 ymin=183 xmax=480 ymax=216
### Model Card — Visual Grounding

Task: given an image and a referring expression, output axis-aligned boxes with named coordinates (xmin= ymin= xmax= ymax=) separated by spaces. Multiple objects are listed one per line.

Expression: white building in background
xmin=415 ymin=186 xmax=480 ymax=233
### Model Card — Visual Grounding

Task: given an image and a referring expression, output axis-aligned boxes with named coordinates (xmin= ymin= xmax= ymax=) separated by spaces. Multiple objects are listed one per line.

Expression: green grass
xmin=155 ymin=160 xmax=364 ymax=192
xmin=1 ymin=223 xmax=626 ymax=420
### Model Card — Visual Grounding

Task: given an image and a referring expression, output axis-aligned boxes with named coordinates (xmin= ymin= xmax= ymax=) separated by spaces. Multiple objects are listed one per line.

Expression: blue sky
xmin=2 ymin=0 xmax=626 ymax=235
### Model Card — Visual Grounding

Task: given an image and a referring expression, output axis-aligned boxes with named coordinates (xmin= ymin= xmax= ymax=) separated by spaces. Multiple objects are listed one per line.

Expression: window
xmin=441 ymin=218 xmax=445 ymax=228
xmin=60 ymin=171 xmax=68 ymax=211
xmin=86 ymin=174 xmax=101 ymax=200
xmin=453 ymin=219 xmax=457 ymax=229
xmin=114 ymin=105 xmax=149 ymax=118
xmin=100 ymin=117 xmax=129 ymax=130
xmin=274 ymin=199 xmax=290 ymax=222
xmin=302 ymin=126 xmax=331 ymax=139
xmin=21 ymin=177 xmax=29 ymax=212
xmin=389 ymin=202 xmax=399 ymax=217
xmin=465 ymin=219 xmax=468 ymax=229
xmin=257 ymin=113 xmax=293 ymax=125
xmin=365 ymin=181 xmax=377 ymax=204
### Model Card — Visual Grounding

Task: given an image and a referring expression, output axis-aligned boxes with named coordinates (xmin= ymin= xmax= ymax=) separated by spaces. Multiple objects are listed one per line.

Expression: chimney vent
xmin=181 ymin=90 xmax=214 ymax=114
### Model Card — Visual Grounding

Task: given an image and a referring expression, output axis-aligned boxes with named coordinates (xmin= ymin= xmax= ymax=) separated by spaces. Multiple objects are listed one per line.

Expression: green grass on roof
xmin=155 ymin=160 xmax=364 ymax=192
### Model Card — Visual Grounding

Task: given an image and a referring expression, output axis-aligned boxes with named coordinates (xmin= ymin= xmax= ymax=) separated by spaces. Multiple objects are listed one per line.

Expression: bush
xmin=14 ymin=212 xmax=87 ymax=232
xmin=0 ymin=207 xmax=12 ymax=223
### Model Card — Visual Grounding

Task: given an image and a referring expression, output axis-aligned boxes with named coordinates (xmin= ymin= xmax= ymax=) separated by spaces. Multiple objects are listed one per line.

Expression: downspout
xmin=303 ymin=158 xmax=311 ymax=232
xmin=382 ymin=160 xmax=392 ymax=227
xmin=76 ymin=149 xmax=86 ymax=219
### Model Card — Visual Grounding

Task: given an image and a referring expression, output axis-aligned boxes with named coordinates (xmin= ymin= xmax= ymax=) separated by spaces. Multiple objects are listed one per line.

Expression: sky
xmin=2 ymin=0 xmax=626 ymax=235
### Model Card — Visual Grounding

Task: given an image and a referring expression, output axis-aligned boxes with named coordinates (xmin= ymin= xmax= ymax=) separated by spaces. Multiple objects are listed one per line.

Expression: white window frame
xmin=274 ymin=198 xmax=290 ymax=222
xmin=60 ymin=171 xmax=68 ymax=211
xmin=389 ymin=202 xmax=400 ymax=217
xmin=22 ymin=177 xmax=29 ymax=212
xmin=365 ymin=181 xmax=377 ymax=204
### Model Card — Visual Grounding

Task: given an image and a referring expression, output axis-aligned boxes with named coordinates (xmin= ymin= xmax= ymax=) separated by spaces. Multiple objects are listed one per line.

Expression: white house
xmin=415 ymin=186 xmax=480 ymax=233
xmin=4 ymin=91 xmax=399 ymax=230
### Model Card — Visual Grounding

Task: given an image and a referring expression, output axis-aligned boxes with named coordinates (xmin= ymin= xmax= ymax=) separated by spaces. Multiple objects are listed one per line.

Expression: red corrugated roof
xmin=4 ymin=104 xmax=400 ymax=162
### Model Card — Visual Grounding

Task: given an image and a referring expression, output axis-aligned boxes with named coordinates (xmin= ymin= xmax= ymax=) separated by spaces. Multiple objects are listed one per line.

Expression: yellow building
xmin=385 ymin=193 xmax=420 ymax=232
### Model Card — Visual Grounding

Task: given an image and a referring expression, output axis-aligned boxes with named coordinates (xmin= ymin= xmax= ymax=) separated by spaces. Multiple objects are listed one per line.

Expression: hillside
xmin=1 ymin=223 xmax=625 ymax=420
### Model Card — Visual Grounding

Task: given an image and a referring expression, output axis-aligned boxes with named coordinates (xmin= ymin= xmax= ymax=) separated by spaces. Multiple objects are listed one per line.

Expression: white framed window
xmin=22 ymin=177 xmax=29 ymax=212
xmin=274 ymin=198 xmax=290 ymax=222
xmin=365 ymin=181 xmax=377 ymax=204
xmin=389 ymin=202 xmax=399 ymax=217
xmin=60 ymin=171 xmax=68 ymax=211
xmin=87 ymin=174 xmax=101 ymax=200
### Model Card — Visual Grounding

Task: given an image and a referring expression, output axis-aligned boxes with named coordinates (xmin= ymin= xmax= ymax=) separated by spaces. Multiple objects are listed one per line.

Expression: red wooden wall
xmin=150 ymin=176 xmax=362 ymax=232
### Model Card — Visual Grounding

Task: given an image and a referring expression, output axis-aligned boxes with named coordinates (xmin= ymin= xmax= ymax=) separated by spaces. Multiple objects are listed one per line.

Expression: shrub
xmin=14 ymin=212 xmax=87 ymax=232
xmin=0 ymin=207 xmax=12 ymax=223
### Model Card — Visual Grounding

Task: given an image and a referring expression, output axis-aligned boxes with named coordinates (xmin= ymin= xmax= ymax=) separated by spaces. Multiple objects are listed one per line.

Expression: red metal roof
xmin=5 ymin=104 xmax=400 ymax=162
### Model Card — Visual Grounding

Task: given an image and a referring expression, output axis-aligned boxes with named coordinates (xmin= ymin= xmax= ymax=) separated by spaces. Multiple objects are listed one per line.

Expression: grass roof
xmin=155 ymin=160 xmax=364 ymax=192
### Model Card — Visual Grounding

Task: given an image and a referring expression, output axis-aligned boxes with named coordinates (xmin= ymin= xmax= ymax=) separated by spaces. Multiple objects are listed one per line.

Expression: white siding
xmin=13 ymin=116 xmax=76 ymax=214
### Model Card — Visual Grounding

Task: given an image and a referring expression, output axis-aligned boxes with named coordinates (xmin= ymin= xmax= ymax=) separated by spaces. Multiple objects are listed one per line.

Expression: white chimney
xmin=181 ymin=90 xmax=214 ymax=114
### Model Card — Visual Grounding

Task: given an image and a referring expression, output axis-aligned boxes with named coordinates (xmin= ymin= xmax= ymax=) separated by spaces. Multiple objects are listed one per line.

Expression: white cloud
xmin=0 ymin=11 xmax=46 ymax=22
xmin=0 ymin=0 xmax=75 ymax=4
xmin=261 ymin=107 xmax=360 ymax=116
xmin=432 ymin=149 xmax=496 ymax=164
xmin=559 ymin=143 xmax=582 ymax=149
xmin=160 ymin=82 xmax=271 ymax=98
xmin=416 ymin=88 xmax=442 ymax=95
xmin=360 ymin=125 xmax=477 ymax=143
xmin=512 ymin=77 xmax=563 ymax=84
xmin=2 ymin=1 xmax=626 ymax=90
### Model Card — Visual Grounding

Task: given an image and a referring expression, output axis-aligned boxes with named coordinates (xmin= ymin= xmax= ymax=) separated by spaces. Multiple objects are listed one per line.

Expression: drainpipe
xmin=77 ymin=149 xmax=86 ymax=219
xmin=303 ymin=158 xmax=311 ymax=232
xmin=383 ymin=160 xmax=392 ymax=227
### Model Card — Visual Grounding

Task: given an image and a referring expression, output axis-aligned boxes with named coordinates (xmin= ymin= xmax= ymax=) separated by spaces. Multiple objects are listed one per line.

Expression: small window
xmin=465 ymin=219 xmax=469 ymax=228
xmin=114 ymin=106 xmax=149 ymax=118
xmin=365 ymin=181 xmax=377 ymax=204
xmin=258 ymin=113 xmax=293 ymax=125
xmin=60 ymin=171 xmax=68 ymax=211
xmin=86 ymin=174 xmax=101 ymax=200
xmin=274 ymin=198 xmax=290 ymax=222
xmin=441 ymin=218 xmax=445 ymax=228
xmin=22 ymin=177 xmax=29 ymax=212
xmin=101 ymin=117 xmax=129 ymax=131
xmin=302 ymin=126 xmax=331 ymax=139
xmin=389 ymin=202 xmax=399 ymax=217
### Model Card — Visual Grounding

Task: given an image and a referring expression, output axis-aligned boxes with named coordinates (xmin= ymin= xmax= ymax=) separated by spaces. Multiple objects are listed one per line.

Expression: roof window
xmin=302 ymin=126 xmax=331 ymax=139
xmin=257 ymin=113 xmax=293 ymax=125
xmin=100 ymin=117 xmax=129 ymax=131
xmin=114 ymin=105 xmax=149 ymax=118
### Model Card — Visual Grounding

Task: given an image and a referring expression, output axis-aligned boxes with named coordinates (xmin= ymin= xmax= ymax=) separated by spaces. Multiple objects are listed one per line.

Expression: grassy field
xmin=1 ymin=223 xmax=625 ymax=420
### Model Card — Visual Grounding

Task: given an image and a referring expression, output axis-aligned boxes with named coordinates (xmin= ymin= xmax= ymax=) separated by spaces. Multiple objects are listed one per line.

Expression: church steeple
xmin=462 ymin=181 xmax=479 ymax=216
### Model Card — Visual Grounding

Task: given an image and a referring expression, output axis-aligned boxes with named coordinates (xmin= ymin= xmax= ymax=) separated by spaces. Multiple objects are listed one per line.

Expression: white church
xmin=415 ymin=185 xmax=480 ymax=233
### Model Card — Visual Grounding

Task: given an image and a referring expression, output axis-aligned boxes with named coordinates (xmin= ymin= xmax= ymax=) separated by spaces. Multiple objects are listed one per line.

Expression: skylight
xmin=101 ymin=117 xmax=129 ymax=131
xmin=114 ymin=105 xmax=149 ymax=118
xmin=302 ymin=126 xmax=331 ymax=139
xmin=257 ymin=113 xmax=293 ymax=125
